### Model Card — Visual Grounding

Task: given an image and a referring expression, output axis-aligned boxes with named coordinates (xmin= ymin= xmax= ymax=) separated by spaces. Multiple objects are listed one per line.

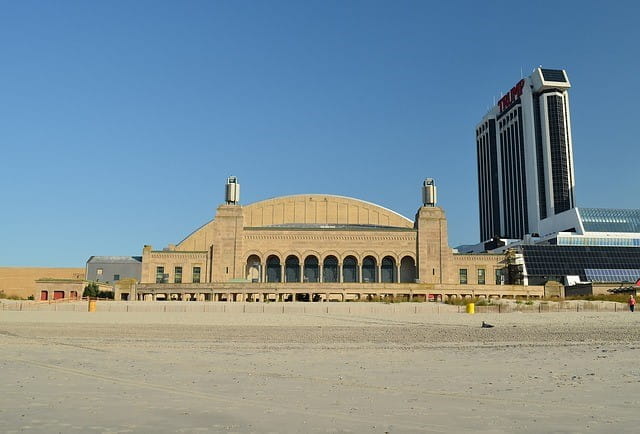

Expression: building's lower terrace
xmin=135 ymin=282 xmax=543 ymax=302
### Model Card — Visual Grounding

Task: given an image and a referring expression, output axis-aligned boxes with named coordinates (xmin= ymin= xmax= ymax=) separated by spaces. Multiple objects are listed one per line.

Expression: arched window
xmin=285 ymin=255 xmax=300 ymax=283
xmin=400 ymin=256 xmax=416 ymax=283
xmin=362 ymin=256 xmax=377 ymax=283
xmin=323 ymin=256 xmax=338 ymax=283
xmin=246 ymin=254 xmax=261 ymax=282
xmin=304 ymin=256 xmax=319 ymax=283
xmin=343 ymin=256 xmax=358 ymax=283
xmin=381 ymin=256 xmax=396 ymax=283
xmin=266 ymin=255 xmax=281 ymax=283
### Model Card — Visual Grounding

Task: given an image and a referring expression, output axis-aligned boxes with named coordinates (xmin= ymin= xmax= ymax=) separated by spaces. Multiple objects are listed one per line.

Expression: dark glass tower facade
xmin=476 ymin=68 xmax=575 ymax=242
xmin=476 ymin=119 xmax=501 ymax=241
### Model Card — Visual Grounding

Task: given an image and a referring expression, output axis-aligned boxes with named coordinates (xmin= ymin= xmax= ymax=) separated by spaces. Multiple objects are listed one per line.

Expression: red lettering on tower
xmin=498 ymin=79 xmax=525 ymax=113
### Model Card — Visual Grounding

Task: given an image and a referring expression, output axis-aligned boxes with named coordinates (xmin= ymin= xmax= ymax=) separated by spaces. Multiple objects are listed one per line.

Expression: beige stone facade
xmin=0 ymin=267 xmax=85 ymax=299
xmin=138 ymin=194 xmax=543 ymax=301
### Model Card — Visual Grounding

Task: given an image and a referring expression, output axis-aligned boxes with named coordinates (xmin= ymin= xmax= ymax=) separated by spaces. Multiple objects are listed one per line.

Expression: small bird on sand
xmin=481 ymin=321 xmax=494 ymax=328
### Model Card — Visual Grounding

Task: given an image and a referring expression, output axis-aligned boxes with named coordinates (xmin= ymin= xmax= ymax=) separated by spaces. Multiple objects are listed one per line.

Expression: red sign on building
xmin=498 ymin=79 xmax=525 ymax=112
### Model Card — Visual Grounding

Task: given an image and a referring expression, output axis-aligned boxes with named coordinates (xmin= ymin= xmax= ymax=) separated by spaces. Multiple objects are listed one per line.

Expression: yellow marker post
xmin=466 ymin=302 xmax=475 ymax=314
xmin=88 ymin=299 xmax=97 ymax=312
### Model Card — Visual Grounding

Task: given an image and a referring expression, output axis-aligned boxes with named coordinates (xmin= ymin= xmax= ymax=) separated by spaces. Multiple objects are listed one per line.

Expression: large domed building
xmin=135 ymin=178 xmax=542 ymax=301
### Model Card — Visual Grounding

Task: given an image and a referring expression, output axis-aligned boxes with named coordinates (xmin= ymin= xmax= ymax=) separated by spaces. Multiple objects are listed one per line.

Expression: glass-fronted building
xmin=518 ymin=245 xmax=640 ymax=285
xmin=472 ymin=208 xmax=640 ymax=287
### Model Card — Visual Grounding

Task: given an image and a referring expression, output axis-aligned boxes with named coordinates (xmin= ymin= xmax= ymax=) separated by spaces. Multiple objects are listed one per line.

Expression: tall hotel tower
xmin=476 ymin=68 xmax=575 ymax=242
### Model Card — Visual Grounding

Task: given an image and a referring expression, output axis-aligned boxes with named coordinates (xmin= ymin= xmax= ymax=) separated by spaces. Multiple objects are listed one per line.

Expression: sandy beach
xmin=2 ymin=305 xmax=640 ymax=433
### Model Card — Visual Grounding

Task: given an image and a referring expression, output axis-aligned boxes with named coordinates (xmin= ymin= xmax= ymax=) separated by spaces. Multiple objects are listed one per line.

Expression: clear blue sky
xmin=2 ymin=0 xmax=639 ymax=267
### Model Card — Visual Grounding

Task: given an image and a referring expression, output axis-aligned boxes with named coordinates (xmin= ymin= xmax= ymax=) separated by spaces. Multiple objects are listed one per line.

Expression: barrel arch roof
xmin=244 ymin=194 xmax=413 ymax=229
xmin=176 ymin=194 xmax=414 ymax=249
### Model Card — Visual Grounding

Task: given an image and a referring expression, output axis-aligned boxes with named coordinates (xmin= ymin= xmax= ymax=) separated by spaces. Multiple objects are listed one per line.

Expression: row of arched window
xmin=246 ymin=254 xmax=417 ymax=283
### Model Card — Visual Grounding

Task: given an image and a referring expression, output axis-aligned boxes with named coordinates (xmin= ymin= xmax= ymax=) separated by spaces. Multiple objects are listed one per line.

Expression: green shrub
xmin=83 ymin=283 xmax=114 ymax=299
xmin=83 ymin=283 xmax=99 ymax=298
xmin=97 ymin=290 xmax=114 ymax=299
xmin=444 ymin=297 xmax=485 ymax=306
